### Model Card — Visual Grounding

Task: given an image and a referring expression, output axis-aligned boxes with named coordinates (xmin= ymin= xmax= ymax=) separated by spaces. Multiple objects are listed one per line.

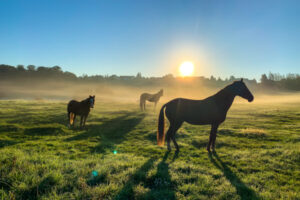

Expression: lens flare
xmin=92 ymin=170 xmax=98 ymax=177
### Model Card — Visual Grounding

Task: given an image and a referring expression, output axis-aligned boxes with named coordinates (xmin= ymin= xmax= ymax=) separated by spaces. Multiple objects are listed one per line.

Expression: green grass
xmin=0 ymin=100 xmax=299 ymax=200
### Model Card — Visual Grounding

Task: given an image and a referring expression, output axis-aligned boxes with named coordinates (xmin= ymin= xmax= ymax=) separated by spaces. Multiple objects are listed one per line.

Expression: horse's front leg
xmin=80 ymin=116 xmax=84 ymax=128
xmin=207 ymin=124 xmax=219 ymax=152
xmin=211 ymin=124 xmax=219 ymax=152
xmin=83 ymin=115 xmax=87 ymax=127
xmin=154 ymin=101 xmax=157 ymax=111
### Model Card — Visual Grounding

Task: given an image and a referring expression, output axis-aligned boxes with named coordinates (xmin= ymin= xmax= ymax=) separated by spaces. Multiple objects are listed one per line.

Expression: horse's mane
xmin=209 ymin=83 xmax=235 ymax=100
xmin=216 ymin=83 xmax=233 ymax=94
xmin=80 ymin=97 xmax=90 ymax=104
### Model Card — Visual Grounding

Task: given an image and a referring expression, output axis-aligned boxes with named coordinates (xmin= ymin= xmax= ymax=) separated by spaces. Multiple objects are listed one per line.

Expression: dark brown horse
xmin=67 ymin=95 xmax=95 ymax=127
xmin=157 ymin=79 xmax=254 ymax=152
xmin=140 ymin=89 xmax=163 ymax=111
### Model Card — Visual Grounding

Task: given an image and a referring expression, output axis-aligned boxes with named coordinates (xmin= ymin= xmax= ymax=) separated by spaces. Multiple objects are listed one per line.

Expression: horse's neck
xmin=81 ymin=99 xmax=90 ymax=107
xmin=154 ymin=92 xmax=161 ymax=98
xmin=214 ymin=88 xmax=235 ymax=113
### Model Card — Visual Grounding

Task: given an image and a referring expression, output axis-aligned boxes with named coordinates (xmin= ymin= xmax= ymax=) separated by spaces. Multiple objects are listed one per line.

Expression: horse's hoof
xmin=212 ymin=149 xmax=216 ymax=155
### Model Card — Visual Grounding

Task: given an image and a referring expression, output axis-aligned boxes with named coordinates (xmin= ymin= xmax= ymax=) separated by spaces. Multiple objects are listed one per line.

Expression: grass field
xmin=0 ymin=99 xmax=299 ymax=200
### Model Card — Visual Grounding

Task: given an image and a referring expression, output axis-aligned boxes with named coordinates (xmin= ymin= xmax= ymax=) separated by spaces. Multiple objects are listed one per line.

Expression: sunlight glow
xmin=179 ymin=61 xmax=194 ymax=77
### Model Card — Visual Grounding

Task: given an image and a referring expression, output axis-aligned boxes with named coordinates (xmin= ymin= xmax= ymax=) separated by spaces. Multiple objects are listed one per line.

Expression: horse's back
xmin=140 ymin=93 xmax=150 ymax=101
xmin=165 ymin=98 xmax=224 ymax=125
xmin=140 ymin=93 xmax=149 ymax=98
xmin=67 ymin=100 xmax=79 ymax=111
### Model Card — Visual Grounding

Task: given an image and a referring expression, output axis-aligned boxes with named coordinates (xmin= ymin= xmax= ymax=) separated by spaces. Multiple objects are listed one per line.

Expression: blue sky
xmin=0 ymin=0 xmax=299 ymax=79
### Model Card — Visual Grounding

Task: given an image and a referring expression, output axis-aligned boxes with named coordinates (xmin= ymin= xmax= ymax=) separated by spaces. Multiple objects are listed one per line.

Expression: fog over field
xmin=1 ymin=79 xmax=300 ymax=106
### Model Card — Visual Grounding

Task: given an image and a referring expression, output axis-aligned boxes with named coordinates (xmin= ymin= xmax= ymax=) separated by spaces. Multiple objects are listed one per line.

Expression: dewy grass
xmin=0 ymin=100 xmax=299 ymax=199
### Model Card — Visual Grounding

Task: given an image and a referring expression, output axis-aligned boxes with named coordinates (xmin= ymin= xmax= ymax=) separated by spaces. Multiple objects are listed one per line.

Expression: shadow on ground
xmin=24 ymin=126 xmax=66 ymax=136
xmin=219 ymin=129 xmax=279 ymax=142
xmin=0 ymin=139 xmax=20 ymax=148
xmin=114 ymin=152 xmax=176 ymax=200
xmin=209 ymin=152 xmax=261 ymax=200
xmin=65 ymin=111 xmax=146 ymax=153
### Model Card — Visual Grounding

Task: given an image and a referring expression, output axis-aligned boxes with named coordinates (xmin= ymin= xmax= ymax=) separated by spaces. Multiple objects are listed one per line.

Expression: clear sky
xmin=0 ymin=0 xmax=299 ymax=79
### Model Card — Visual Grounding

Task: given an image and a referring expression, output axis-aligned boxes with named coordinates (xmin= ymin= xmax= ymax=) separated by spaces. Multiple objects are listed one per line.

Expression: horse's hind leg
xmin=166 ymin=125 xmax=174 ymax=151
xmin=83 ymin=115 xmax=87 ymax=127
xmin=73 ymin=114 xmax=77 ymax=127
xmin=69 ymin=112 xmax=75 ymax=126
xmin=171 ymin=122 xmax=183 ymax=152
xmin=68 ymin=112 xmax=71 ymax=126
xmin=80 ymin=116 xmax=84 ymax=127
xmin=140 ymin=99 xmax=143 ymax=111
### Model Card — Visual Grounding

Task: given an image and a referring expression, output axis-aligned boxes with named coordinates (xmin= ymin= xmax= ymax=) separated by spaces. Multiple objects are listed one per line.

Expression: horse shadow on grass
xmin=114 ymin=152 xmax=176 ymax=200
xmin=65 ymin=111 xmax=146 ymax=153
xmin=191 ymin=139 xmax=240 ymax=150
xmin=24 ymin=126 xmax=66 ymax=136
xmin=20 ymin=174 xmax=62 ymax=200
xmin=7 ymin=112 xmax=68 ymax=126
xmin=219 ymin=129 xmax=279 ymax=142
xmin=208 ymin=152 xmax=261 ymax=200
xmin=0 ymin=140 xmax=20 ymax=149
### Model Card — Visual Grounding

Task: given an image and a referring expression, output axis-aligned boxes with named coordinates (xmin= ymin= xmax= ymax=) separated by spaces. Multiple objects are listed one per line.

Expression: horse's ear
xmin=241 ymin=78 xmax=243 ymax=82
xmin=89 ymin=95 xmax=92 ymax=98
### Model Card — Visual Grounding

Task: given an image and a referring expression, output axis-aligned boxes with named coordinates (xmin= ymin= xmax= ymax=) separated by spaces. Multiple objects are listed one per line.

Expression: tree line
xmin=1 ymin=64 xmax=300 ymax=91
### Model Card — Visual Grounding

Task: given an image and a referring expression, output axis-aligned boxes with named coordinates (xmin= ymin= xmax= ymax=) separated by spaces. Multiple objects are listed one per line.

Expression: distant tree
xmin=229 ymin=75 xmax=235 ymax=81
xmin=64 ymin=71 xmax=77 ymax=79
xmin=27 ymin=65 xmax=36 ymax=71
xmin=163 ymin=74 xmax=174 ymax=79
xmin=268 ymin=72 xmax=275 ymax=81
xmin=210 ymin=75 xmax=216 ymax=81
xmin=260 ymin=74 xmax=268 ymax=84
xmin=136 ymin=72 xmax=142 ymax=79
xmin=109 ymin=75 xmax=118 ymax=80
xmin=17 ymin=65 xmax=25 ymax=71
xmin=0 ymin=65 xmax=16 ymax=72
xmin=37 ymin=66 xmax=47 ymax=72
xmin=261 ymin=73 xmax=276 ymax=88
xmin=51 ymin=66 xmax=62 ymax=72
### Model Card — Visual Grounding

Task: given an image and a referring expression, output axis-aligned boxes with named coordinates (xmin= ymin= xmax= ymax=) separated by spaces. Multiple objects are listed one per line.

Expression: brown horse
xmin=140 ymin=89 xmax=163 ymax=111
xmin=67 ymin=95 xmax=95 ymax=128
xmin=157 ymin=79 xmax=254 ymax=152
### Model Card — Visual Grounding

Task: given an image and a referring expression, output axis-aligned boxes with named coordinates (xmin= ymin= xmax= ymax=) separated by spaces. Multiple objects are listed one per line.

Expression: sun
xmin=179 ymin=61 xmax=194 ymax=77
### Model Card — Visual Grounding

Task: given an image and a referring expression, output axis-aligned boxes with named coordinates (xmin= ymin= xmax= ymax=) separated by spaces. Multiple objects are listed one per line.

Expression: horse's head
xmin=88 ymin=95 xmax=95 ymax=108
xmin=231 ymin=79 xmax=254 ymax=102
xmin=159 ymin=89 xmax=164 ymax=96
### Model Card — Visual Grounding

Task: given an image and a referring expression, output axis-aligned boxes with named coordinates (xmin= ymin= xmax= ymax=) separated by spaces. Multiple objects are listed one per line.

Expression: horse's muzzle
xmin=248 ymin=95 xmax=254 ymax=102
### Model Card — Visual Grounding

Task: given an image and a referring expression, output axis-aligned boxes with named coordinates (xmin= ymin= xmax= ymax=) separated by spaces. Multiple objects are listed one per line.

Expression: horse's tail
xmin=69 ymin=112 xmax=75 ymax=125
xmin=157 ymin=104 xmax=167 ymax=146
